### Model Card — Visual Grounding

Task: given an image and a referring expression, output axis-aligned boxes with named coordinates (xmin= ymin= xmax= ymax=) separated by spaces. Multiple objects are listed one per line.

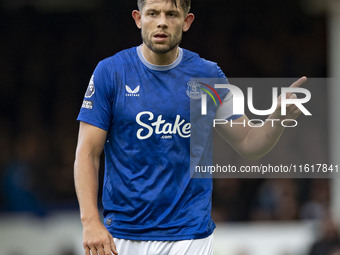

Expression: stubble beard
xmin=142 ymin=31 xmax=182 ymax=54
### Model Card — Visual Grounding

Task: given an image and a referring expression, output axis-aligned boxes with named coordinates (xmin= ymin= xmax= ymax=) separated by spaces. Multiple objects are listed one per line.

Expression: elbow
xmin=234 ymin=145 xmax=267 ymax=161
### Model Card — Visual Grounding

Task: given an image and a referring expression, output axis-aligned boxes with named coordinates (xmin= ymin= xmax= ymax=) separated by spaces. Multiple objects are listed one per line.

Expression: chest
xmin=109 ymin=68 xmax=195 ymax=141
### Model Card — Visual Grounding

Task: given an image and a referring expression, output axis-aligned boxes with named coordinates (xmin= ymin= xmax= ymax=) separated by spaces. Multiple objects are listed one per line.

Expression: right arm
xmin=74 ymin=121 xmax=118 ymax=255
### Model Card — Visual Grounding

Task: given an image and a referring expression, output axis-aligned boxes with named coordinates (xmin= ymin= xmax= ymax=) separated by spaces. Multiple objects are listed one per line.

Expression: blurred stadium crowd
xmin=0 ymin=0 xmax=334 ymax=240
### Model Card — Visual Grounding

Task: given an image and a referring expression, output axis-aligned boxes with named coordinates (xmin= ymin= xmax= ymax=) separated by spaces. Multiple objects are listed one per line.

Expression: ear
xmin=132 ymin=10 xmax=142 ymax=29
xmin=183 ymin=13 xmax=195 ymax=32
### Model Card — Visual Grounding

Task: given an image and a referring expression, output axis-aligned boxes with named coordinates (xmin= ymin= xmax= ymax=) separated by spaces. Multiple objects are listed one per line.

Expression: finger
xmin=84 ymin=246 xmax=91 ymax=255
xmin=290 ymin=76 xmax=307 ymax=88
xmin=111 ymin=238 xmax=118 ymax=255
xmin=284 ymin=92 xmax=297 ymax=104
xmin=97 ymin=246 xmax=105 ymax=255
xmin=89 ymin=246 xmax=98 ymax=255
xmin=103 ymin=241 xmax=112 ymax=255
xmin=289 ymin=93 xmax=297 ymax=99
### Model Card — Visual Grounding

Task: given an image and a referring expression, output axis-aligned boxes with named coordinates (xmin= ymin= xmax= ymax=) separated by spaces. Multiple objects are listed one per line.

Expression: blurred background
xmin=0 ymin=0 xmax=339 ymax=254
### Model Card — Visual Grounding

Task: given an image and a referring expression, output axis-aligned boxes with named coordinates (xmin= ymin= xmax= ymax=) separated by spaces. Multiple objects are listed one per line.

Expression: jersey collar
xmin=136 ymin=45 xmax=183 ymax=71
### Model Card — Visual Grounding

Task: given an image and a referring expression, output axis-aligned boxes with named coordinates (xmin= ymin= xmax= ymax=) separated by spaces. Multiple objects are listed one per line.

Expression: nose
xmin=157 ymin=13 xmax=168 ymax=29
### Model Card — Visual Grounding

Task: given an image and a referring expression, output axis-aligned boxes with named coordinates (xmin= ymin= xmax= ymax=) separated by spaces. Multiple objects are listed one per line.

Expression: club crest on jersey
xmin=125 ymin=85 xmax=140 ymax=97
xmin=186 ymin=81 xmax=202 ymax=100
xmin=85 ymin=75 xmax=95 ymax=98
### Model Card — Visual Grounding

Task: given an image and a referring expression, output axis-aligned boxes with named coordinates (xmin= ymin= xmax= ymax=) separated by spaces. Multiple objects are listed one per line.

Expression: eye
xmin=168 ymin=11 xmax=180 ymax=18
xmin=147 ymin=11 xmax=157 ymax=16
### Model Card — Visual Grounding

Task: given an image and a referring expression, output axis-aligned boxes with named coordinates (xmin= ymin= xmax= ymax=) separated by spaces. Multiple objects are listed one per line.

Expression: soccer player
xmin=74 ymin=0 xmax=307 ymax=254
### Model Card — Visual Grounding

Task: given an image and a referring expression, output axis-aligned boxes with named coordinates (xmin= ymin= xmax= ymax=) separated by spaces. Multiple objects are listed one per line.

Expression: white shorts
xmin=113 ymin=234 xmax=214 ymax=255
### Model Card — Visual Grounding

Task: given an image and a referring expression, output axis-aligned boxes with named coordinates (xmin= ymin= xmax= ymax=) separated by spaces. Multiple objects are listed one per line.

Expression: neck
xmin=141 ymin=43 xmax=179 ymax=65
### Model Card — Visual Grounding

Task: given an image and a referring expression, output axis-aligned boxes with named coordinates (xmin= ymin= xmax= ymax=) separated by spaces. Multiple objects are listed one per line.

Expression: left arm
xmin=215 ymin=77 xmax=307 ymax=160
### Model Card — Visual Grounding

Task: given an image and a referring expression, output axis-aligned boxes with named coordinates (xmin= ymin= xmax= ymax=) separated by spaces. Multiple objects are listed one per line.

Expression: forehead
xmin=143 ymin=0 xmax=181 ymax=11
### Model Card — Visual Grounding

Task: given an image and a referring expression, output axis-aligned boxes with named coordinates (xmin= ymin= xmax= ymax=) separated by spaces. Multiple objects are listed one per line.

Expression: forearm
xmin=74 ymin=153 xmax=118 ymax=255
xmin=215 ymin=115 xmax=286 ymax=160
xmin=238 ymin=119 xmax=285 ymax=160
xmin=74 ymin=154 xmax=101 ymax=224
xmin=74 ymin=122 xmax=116 ymax=254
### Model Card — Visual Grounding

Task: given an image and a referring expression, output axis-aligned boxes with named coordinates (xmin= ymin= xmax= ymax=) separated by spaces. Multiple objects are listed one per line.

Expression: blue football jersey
xmin=77 ymin=46 xmax=235 ymax=241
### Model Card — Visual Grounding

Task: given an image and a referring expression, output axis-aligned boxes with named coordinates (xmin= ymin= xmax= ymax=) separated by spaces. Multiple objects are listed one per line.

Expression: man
xmin=74 ymin=0 xmax=306 ymax=254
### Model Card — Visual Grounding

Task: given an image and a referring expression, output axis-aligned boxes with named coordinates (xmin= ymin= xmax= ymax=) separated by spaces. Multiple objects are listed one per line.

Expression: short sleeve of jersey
xmin=217 ymin=65 xmax=226 ymax=79
xmin=215 ymin=65 xmax=243 ymax=120
xmin=77 ymin=61 xmax=113 ymax=131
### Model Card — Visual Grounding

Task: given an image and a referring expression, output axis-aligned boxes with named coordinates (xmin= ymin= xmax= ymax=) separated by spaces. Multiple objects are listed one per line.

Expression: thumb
xmin=111 ymin=238 xmax=118 ymax=255
xmin=289 ymin=93 xmax=297 ymax=99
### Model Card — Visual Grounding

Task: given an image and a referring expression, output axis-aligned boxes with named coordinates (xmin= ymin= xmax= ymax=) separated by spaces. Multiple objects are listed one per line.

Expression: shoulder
xmin=90 ymin=47 xmax=138 ymax=80
xmin=181 ymin=48 xmax=217 ymax=66
xmin=181 ymin=48 xmax=225 ymax=78
xmin=99 ymin=47 xmax=137 ymax=65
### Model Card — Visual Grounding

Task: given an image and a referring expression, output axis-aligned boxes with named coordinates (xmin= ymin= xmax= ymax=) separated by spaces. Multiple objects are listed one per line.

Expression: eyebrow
xmin=145 ymin=8 xmax=158 ymax=12
xmin=145 ymin=8 xmax=180 ymax=14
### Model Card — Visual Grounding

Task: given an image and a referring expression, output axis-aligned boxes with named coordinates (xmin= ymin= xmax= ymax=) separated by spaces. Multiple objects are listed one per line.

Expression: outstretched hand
xmin=272 ymin=76 xmax=308 ymax=121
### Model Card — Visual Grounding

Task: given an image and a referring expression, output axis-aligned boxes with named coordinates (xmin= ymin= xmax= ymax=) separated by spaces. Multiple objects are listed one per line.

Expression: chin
xmin=150 ymin=45 xmax=172 ymax=54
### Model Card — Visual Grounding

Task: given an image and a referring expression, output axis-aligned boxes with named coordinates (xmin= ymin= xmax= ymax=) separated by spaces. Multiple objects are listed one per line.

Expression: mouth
xmin=154 ymin=32 xmax=168 ymax=38
xmin=153 ymin=33 xmax=169 ymax=42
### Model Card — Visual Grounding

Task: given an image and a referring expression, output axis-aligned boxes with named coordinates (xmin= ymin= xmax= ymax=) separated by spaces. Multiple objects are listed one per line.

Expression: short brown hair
xmin=137 ymin=0 xmax=191 ymax=14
